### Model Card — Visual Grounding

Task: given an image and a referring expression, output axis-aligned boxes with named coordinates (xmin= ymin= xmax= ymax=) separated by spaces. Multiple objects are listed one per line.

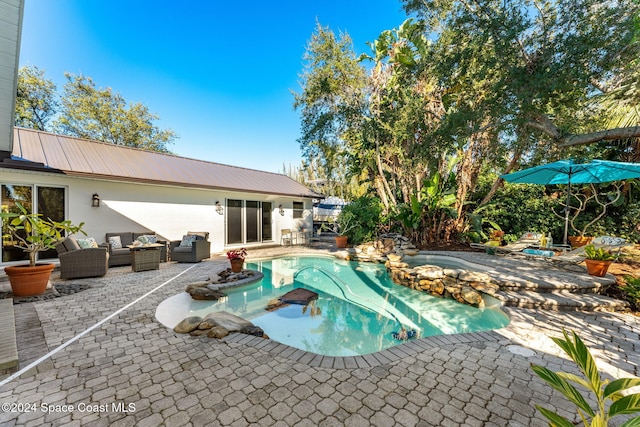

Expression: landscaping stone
xmin=203 ymin=311 xmax=253 ymax=332
xmin=185 ymin=269 xmax=263 ymax=300
xmin=173 ymin=316 xmax=202 ymax=334
xmin=207 ymin=326 xmax=229 ymax=339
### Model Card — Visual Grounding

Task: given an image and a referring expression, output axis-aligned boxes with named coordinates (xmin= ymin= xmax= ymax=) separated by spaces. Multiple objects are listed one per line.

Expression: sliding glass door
xmin=1 ymin=184 xmax=66 ymax=262
xmin=225 ymin=199 xmax=273 ymax=245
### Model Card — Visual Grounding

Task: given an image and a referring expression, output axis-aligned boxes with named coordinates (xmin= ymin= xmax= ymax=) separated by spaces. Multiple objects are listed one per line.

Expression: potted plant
xmin=334 ymin=211 xmax=358 ymax=249
xmin=1 ymin=202 xmax=84 ymax=296
xmin=555 ymin=183 xmax=622 ymax=248
xmin=583 ymin=244 xmax=615 ymax=277
xmin=226 ymin=248 xmax=247 ymax=273
xmin=488 ymin=229 xmax=505 ymax=245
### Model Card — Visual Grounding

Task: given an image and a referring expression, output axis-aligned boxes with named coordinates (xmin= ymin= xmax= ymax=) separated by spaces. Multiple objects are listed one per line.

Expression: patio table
xmin=126 ymin=244 xmax=163 ymax=272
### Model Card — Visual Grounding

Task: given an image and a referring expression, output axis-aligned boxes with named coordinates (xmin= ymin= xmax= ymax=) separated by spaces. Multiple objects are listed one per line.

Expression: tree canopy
xmin=294 ymin=0 xmax=640 ymax=243
xmin=15 ymin=66 xmax=176 ymax=153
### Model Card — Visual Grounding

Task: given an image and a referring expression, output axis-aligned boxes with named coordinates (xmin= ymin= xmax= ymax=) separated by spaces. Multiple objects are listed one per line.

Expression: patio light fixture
xmin=215 ymin=201 xmax=224 ymax=215
xmin=279 ymin=205 xmax=285 ymax=216
xmin=92 ymin=193 xmax=100 ymax=207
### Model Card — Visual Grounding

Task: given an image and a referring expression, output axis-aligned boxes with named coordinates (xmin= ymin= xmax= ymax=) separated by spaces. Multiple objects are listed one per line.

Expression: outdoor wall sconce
xmin=215 ymin=201 xmax=224 ymax=215
xmin=92 ymin=193 xmax=100 ymax=207
xmin=279 ymin=205 xmax=285 ymax=216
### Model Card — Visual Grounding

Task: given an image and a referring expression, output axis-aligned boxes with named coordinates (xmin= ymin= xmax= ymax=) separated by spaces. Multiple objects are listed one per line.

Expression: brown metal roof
xmin=8 ymin=127 xmax=322 ymax=198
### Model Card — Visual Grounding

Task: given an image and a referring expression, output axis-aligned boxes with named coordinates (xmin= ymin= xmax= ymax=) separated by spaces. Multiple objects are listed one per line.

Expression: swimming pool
xmin=156 ymin=256 xmax=509 ymax=356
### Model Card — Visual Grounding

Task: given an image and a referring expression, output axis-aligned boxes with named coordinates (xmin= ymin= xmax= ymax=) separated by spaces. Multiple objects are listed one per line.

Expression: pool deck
xmin=0 ymin=246 xmax=639 ymax=426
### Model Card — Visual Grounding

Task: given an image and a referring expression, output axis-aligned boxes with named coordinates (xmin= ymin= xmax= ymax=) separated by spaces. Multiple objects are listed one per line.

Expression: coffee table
xmin=126 ymin=244 xmax=163 ymax=272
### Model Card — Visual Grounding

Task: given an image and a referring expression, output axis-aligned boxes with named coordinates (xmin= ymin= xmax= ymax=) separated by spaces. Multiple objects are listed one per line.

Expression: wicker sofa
xmin=169 ymin=232 xmax=211 ymax=263
xmin=102 ymin=232 xmax=168 ymax=267
xmin=55 ymin=236 xmax=109 ymax=280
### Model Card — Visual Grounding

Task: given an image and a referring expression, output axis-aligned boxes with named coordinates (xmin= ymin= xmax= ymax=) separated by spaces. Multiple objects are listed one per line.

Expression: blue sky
xmin=19 ymin=0 xmax=409 ymax=173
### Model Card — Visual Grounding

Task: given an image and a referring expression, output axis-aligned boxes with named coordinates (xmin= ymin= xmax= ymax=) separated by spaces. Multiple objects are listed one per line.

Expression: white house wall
xmin=0 ymin=169 xmax=313 ymax=257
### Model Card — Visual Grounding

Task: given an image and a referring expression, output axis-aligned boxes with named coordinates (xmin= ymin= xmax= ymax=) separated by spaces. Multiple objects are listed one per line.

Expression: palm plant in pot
xmin=583 ymin=244 xmax=615 ymax=277
xmin=334 ymin=211 xmax=358 ymax=249
xmin=1 ymin=202 xmax=84 ymax=296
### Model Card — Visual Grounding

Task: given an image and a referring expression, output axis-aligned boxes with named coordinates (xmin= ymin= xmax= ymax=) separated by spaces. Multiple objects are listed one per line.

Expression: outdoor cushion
xmin=77 ymin=237 xmax=98 ymax=249
xmin=187 ymin=231 xmax=209 ymax=240
xmin=109 ymin=235 xmax=123 ymax=249
xmin=173 ymin=246 xmax=193 ymax=253
xmin=592 ymin=236 xmax=626 ymax=246
xmin=58 ymin=236 xmax=81 ymax=253
xmin=137 ymin=234 xmax=158 ymax=244
xmin=179 ymin=235 xmax=197 ymax=247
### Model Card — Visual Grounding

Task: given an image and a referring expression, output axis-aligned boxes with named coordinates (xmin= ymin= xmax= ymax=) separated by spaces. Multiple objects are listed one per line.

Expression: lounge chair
xmin=471 ymin=232 xmax=543 ymax=254
xmin=515 ymin=235 xmax=628 ymax=264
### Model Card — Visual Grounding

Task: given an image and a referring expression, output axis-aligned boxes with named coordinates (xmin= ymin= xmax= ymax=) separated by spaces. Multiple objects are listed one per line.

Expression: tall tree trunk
xmin=478 ymin=148 xmax=523 ymax=207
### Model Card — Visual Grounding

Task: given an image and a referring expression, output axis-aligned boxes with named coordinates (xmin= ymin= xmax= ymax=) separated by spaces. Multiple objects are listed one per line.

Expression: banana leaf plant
xmin=531 ymin=329 xmax=640 ymax=427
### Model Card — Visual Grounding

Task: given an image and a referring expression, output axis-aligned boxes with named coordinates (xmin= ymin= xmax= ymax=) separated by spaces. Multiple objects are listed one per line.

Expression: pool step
xmin=496 ymin=290 xmax=629 ymax=312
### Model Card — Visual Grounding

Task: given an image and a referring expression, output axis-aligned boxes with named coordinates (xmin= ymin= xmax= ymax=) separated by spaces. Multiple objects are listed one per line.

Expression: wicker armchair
xmin=55 ymin=237 xmax=109 ymax=280
xmin=170 ymin=232 xmax=211 ymax=263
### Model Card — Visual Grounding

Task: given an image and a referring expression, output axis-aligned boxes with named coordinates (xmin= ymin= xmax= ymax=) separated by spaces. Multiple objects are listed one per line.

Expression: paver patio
xmin=0 ymin=246 xmax=638 ymax=426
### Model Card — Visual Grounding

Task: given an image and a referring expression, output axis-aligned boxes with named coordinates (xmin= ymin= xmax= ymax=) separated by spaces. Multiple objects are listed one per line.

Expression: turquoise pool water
xmin=156 ymin=256 xmax=509 ymax=356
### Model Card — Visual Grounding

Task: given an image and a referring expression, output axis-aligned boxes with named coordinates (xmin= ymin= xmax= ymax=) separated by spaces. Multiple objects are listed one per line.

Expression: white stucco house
xmin=0 ymin=0 xmax=321 ymax=264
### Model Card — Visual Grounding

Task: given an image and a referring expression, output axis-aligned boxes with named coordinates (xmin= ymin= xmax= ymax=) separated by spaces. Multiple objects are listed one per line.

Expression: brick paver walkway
xmin=0 ymin=248 xmax=638 ymax=426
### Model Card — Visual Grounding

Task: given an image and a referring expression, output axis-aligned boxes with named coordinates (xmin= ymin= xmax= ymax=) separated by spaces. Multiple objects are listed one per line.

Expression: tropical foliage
xmin=531 ymin=329 xmax=640 ymax=427
xmin=294 ymin=0 xmax=640 ymax=245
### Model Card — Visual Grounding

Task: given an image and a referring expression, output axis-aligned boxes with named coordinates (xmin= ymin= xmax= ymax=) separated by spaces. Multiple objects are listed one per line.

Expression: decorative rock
xmin=198 ymin=319 xmax=217 ymax=330
xmin=185 ymin=282 xmax=210 ymax=292
xmin=187 ymin=287 xmax=226 ymax=300
xmin=461 ymin=286 xmax=483 ymax=306
xmin=173 ymin=316 xmax=202 ymax=334
xmin=242 ymin=325 xmax=265 ymax=337
xmin=415 ymin=266 xmax=444 ymax=280
xmin=443 ymin=268 xmax=462 ymax=278
xmin=189 ymin=329 xmax=207 ymax=336
xmin=203 ymin=311 xmax=253 ymax=332
xmin=403 ymin=249 xmax=419 ymax=256
xmin=469 ymin=281 xmax=500 ymax=295
xmin=459 ymin=271 xmax=491 ymax=283
xmin=387 ymin=253 xmax=402 ymax=262
xmin=442 ymin=275 xmax=458 ymax=287
xmin=207 ymin=326 xmax=229 ymax=339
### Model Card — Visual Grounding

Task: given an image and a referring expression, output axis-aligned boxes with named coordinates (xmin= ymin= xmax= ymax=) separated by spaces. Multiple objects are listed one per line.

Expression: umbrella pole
xmin=563 ymin=183 xmax=571 ymax=245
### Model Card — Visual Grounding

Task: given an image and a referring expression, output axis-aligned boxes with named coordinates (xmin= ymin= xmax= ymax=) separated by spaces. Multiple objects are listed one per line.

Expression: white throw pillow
xmin=108 ymin=235 xmax=123 ymax=249
xmin=179 ymin=235 xmax=196 ymax=248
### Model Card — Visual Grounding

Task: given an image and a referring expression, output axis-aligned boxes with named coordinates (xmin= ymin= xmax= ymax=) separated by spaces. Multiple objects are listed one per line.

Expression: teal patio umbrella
xmin=500 ymin=159 xmax=640 ymax=244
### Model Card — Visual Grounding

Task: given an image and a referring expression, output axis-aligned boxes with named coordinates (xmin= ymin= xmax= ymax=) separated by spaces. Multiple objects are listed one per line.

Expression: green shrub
xmin=622 ymin=276 xmax=640 ymax=310
xmin=336 ymin=196 xmax=383 ymax=245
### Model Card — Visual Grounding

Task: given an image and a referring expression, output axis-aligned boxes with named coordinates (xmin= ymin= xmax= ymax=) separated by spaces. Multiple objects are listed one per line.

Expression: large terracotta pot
xmin=584 ymin=259 xmax=612 ymax=277
xmin=568 ymin=236 xmax=593 ymax=248
xmin=4 ymin=263 xmax=55 ymax=296
xmin=230 ymin=259 xmax=244 ymax=273
xmin=335 ymin=236 xmax=348 ymax=249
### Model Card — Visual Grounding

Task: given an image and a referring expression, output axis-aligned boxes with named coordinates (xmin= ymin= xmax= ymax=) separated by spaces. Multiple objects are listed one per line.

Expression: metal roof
xmin=7 ymin=127 xmax=323 ymax=199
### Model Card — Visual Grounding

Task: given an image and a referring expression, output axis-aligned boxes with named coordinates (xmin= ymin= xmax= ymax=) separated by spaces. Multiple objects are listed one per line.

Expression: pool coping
xmin=223 ymin=329 xmax=504 ymax=368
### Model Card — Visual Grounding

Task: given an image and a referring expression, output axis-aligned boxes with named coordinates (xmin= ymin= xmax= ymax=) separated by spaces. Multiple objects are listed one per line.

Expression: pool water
xmin=156 ymin=256 xmax=509 ymax=356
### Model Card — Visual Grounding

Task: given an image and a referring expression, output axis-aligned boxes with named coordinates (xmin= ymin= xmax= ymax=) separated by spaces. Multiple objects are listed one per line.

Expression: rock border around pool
xmin=334 ymin=233 xmax=498 ymax=308
xmin=185 ymin=268 xmax=264 ymax=300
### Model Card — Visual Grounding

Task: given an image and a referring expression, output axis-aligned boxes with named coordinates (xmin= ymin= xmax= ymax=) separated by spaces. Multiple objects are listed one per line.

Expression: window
xmin=293 ymin=201 xmax=304 ymax=219
xmin=1 ymin=185 xmax=66 ymax=262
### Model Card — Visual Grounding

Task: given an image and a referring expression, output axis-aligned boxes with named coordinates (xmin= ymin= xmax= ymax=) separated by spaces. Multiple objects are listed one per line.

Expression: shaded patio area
xmin=0 ymin=246 xmax=638 ymax=426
